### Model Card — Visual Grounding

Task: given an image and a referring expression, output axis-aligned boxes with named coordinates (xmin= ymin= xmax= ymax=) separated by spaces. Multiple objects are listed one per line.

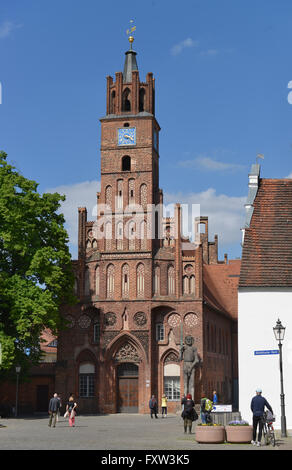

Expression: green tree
xmin=0 ymin=151 xmax=75 ymax=373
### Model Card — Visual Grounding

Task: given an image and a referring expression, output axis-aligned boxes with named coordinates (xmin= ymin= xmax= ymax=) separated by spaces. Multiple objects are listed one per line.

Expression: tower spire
xmin=123 ymin=20 xmax=138 ymax=83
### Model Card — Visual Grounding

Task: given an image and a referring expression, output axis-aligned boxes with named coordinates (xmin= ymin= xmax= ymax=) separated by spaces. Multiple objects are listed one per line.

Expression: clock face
xmin=118 ymin=127 xmax=136 ymax=146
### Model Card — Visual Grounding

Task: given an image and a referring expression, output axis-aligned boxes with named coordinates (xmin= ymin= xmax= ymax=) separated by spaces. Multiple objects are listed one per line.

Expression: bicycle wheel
xmin=270 ymin=430 xmax=276 ymax=447
xmin=263 ymin=423 xmax=269 ymax=445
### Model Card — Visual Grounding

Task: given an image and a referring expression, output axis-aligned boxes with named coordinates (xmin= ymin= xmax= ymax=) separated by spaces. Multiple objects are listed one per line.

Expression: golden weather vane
xmin=126 ymin=19 xmax=136 ymax=49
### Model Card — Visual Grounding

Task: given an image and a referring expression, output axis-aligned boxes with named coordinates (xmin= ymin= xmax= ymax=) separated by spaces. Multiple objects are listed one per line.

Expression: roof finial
xmin=126 ymin=19 xmax=136 ymax=50
xmin=256 ymin=153 xmax=264 ymax=164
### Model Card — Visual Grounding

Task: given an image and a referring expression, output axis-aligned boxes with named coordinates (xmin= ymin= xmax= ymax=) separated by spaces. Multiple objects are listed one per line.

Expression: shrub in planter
xmin=195 ymin=424 xmax=225 ymax=444
xmin=225 ymin=420 xmax=253 ymax=443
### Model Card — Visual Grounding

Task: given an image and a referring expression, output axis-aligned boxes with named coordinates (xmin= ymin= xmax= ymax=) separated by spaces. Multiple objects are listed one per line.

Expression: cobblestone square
xmin=0 ymin=414 xmax=291 ymax=452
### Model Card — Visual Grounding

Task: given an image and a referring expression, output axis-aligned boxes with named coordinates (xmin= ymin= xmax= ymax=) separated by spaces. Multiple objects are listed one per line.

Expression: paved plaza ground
xmin=0 ymin=413 xmax=291 ymax=452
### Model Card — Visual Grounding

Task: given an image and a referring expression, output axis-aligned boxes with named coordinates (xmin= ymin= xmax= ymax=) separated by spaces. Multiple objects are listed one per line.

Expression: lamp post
xmin=273 ymin=319 xmax=287 ymax=438
xmin=15 ymin=365 xmax=21 ymax=418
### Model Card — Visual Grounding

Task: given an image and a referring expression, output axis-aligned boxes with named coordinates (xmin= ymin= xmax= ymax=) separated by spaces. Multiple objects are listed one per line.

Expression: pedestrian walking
xmin=212 ymin=390 xmax=218 ymax=405
xmin=161 ymin=394 xmax=168 ymax=418
xmin=181 ymin=393 xmax=198 ymax=434
xmin=65 ymin=394 xmax=77 ymax=427
xmin=200 ymin=391 xmax=213 ymax=424
xmin=56 ymin=394 xmax=62 ymax=422
xmin=149 ymin=395 xmax=158 ymax=419
xmin=181 ymin=394 xmax=186 ymax=413
xmin=48 ymin=393 xmax=61 ymax=428
xmin=250 ymin=388 xmax=273 ymax=447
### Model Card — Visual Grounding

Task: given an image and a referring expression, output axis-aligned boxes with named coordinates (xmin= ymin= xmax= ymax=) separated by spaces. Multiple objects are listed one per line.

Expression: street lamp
xmin=273 ymin=319 xmax=287 ymax=437
xmin=15 ymin=365 xmax=21 ymax=418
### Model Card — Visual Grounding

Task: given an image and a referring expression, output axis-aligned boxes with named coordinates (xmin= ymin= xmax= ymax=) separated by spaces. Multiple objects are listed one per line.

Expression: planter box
xmin=195 ymin=425 xmax=225 ymax=443
xmin=225 ymin=425 xmax=253 ymax=443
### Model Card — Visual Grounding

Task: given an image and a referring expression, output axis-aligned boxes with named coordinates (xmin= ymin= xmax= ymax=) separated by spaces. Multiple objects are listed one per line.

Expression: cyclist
xmin=250 ymin=388 xmax=273 ymax=447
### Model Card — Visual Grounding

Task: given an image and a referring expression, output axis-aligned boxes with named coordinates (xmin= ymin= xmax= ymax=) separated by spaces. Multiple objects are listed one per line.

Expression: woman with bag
xmin=181 ymin=393 xmax=198 ymax=434
xmin=65 ymin=394 xmax=77 ymax=427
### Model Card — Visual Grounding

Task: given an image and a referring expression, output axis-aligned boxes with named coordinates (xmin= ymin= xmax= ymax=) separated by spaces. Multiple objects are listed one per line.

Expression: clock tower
xmin=97 ymin=35 xmax=162 ymax=257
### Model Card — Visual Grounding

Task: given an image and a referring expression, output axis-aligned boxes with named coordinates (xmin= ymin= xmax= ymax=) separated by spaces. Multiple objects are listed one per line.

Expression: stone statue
xmin=180 ymin=335 xmax=199 ymax=400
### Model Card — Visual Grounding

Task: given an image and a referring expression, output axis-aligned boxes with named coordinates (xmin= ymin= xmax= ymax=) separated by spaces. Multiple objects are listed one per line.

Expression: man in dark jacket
xmin=48 ymin=393 xmax=61 ymax=427
xmin=250 ymin=388 xmax=273 ymax=446
xmin=149 ymin=395 xmax=158 ymax=419
xmin=182 ymin=394 xmax=197 ymax=434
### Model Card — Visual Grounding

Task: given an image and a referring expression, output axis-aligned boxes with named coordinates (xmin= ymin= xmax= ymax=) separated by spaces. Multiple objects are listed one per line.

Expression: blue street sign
xmin=254 ymin=350 xmax=279 ymax=356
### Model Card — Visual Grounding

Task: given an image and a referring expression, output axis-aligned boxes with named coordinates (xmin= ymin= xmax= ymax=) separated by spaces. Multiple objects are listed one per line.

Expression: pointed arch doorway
xmin=117 ymin=363 xmax=139 ymax=413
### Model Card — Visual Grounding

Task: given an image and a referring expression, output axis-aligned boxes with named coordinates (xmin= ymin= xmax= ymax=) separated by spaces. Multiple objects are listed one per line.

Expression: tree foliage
xmin=0 ymin=151 xmax=75 ymax=372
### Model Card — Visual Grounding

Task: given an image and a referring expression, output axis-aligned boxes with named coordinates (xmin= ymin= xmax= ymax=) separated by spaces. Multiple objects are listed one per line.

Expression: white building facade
xmin=238 ymin=165 xmax=292 ymax=430
xmin=238 ymin=289 xmax=292 ymax=429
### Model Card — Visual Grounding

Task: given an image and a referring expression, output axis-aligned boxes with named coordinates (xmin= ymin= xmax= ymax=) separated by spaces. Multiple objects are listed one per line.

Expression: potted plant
xmin=225 ymin=420 xmax=253 ymax=443
xmin=195 ymin=423 xmax=225 ymax=444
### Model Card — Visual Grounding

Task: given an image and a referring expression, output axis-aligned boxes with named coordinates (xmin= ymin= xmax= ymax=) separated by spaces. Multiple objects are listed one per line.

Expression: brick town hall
xmin=51 ymin=37 xmax=240 ymax=415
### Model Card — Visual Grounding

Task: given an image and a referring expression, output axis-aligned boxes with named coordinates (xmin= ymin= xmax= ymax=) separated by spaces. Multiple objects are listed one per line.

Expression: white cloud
xmin=200 ymin=49 xmax=219 ymax=56
xmin=164 ymin=188 xmax=246 ymax=248
xmin=170 ymin=38 xmax=199 ymax=56
xmin=286 ymin=173 xmax=292 ymax=179
xmin=46 ymin=180 xmax=100 ymax=257
xmin=0 ymin=21 xmax=22 ymax=39
xmin=179 ymin=156 xmax=246 ymax=172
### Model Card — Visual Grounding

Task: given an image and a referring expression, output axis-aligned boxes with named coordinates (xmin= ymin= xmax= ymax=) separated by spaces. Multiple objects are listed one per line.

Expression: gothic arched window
xmin=122 ymin=155 xmax=131 ymax=172
xmin=183 ymin=275 xmax=189 ymax=295
xmin=110 ymin=90 xmax=116 ymax=114
xmin=105 ymin=221 xmax=112 ymax=251
xmin=105 ymin=185 xmax=112 ymax=208
xmin=190 ymin=275 xmax=195 ymax=295
xmin=117 ymin=179 xmax=123 ymax=209
xmin=140 ymin=220 xmax=147 ymax=250
xmin=140 ymin=184 xmax=147 ymax=209
xmin=128 ymin=178 xmax=135 ymax=204
xmin=153 ymin=265 xmax=160 ymax=295
xmin=106 ymin=264 xmax=115 ymax=299
xmin=116 ymin=221 xmax=123 ymax=250
xmin=128 ymin=220 xmax=136 ymax=251
xmin=137 ymin=263 xmax=145 ymax=298
xmin=122 ymin=88 xmax=131 ymax=112
xmin=167 ymin=265 xmax=175 ymax=295
xmin=95 ymin=265 xmax=100 ymax=296
xmin=122 ymin=264 xmax=129 ymax=298
xmin=139 ymin=88 xmax=146 ymax=112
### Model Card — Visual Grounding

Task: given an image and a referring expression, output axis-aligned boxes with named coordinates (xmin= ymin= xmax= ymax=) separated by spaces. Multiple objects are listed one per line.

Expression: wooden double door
xmin=117 ymin=363 xmax=138 ymax=413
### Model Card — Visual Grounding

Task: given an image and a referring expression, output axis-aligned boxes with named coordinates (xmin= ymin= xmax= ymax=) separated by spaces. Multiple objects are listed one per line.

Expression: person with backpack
xmin=200 ymin=392 xmax=213 ymax=424
xmin=181 ymin=393 xmax=198 ymax=434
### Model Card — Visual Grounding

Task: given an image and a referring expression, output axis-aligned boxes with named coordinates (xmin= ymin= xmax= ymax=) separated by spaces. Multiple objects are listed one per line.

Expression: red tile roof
xmin=239 ymin=179 xmax=292 ymax=287
xmin=40 ymin=328 xmax=57 ymax=354
xmin=203 ymin=260 xmax=241 ymax=319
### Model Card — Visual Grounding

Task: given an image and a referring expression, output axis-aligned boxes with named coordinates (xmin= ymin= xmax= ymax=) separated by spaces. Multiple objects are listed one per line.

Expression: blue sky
xmin=1 ymin=0 xmax=292 ymax=260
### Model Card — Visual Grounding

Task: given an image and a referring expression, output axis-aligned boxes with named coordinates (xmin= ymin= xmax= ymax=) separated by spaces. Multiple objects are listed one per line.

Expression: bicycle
xmin=262 ymin=411 xmax=276 ymax=447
